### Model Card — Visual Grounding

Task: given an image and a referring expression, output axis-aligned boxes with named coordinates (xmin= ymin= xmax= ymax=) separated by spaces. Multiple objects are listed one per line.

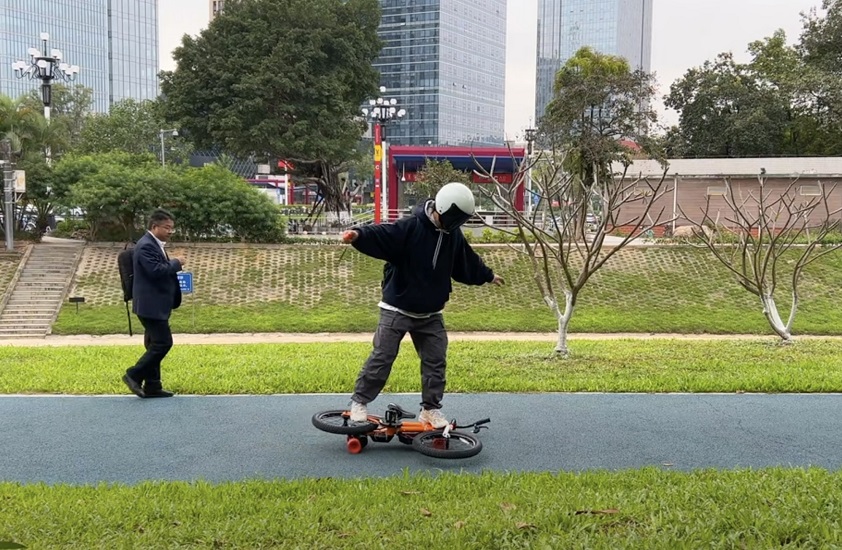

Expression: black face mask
xmin=438 ymin=204 xmax=472 ymax=232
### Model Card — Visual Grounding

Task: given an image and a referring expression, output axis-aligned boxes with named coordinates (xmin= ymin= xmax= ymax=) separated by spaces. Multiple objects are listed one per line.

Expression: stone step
xmin=9 ymin=287 xmax=64 ymax=292
xmin=15 ymin=273 xmax=69 ymax=277
xmin=0 ymin=315 xmax=55 ymax=321
xmin=0 ymin=330 xmax=47 ymax=337
xmin=23 ymin=258 xmax=75 ymax=262
xmin=25 ymin=260 xmax=77 ymax=264
xmin=0 ymin=320 xmax=50 ymax=326
xmin=0 ymin=325 xmax=50 ymax=331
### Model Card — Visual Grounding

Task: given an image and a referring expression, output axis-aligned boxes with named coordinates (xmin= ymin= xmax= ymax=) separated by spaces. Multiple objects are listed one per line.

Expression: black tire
xmin=412 ymin=430 xmax=483 ymax=459
xmin=312 ymin=410 xmax=377 ymax=435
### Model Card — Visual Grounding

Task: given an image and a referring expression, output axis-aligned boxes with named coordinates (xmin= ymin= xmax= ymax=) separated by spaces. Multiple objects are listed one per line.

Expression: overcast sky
xmin=160 ymin=0 xmax=822 ymax=141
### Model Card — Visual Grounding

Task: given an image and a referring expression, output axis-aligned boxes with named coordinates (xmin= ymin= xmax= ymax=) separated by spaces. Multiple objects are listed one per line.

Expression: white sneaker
xmin=419 ymin=408 xmax=449 ymax=429
xmin=349 ymin=401 xmax=368 ymax=422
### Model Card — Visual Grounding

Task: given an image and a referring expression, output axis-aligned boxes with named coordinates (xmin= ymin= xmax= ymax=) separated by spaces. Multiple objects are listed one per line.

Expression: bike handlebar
xmin=454 ymin=418 xmax=490 ymax=429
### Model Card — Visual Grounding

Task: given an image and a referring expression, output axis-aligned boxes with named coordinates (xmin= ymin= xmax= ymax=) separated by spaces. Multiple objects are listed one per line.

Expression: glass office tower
xmin=375 ymin=0 xmax=507 ymax=146
xmin=1 ymin=0 xmax=159 ymax=112
xmin=535 ymin=0 xmax=652 ymax=121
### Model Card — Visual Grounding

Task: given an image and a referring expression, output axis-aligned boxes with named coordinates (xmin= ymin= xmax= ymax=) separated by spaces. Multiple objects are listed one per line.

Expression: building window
xmin=706 ymin=186 xmax=727 ymax=196
xmin=800 ymin=185 xmax=822 ymax=196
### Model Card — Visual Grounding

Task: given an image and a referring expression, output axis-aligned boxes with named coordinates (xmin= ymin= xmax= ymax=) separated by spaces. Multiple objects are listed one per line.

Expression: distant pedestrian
xmin=122 ymin=209 xmax=186 ymax=398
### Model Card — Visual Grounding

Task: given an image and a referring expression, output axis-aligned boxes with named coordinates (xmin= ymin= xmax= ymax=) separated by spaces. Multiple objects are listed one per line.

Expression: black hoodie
xmin=352 ymin=201 xmax=495 ymax=314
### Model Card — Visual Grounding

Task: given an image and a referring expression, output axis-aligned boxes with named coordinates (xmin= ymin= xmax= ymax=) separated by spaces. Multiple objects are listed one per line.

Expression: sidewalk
xmin=1 ymin=331 xmax=837 ymax=347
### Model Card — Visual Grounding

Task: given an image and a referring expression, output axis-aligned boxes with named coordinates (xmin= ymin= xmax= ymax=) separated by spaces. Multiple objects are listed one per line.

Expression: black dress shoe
xmin=122 ymin=374 xmax=145 ymax=398
xmin=143 ymin=388 xmax=174 ymax=398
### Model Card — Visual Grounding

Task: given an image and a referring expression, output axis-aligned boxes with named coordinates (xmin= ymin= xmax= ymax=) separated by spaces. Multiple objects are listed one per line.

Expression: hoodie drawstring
xmin=432 ymin=231 xmax=443 ymax=270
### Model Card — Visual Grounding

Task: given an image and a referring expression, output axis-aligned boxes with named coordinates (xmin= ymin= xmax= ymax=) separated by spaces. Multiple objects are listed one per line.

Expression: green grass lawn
xmin=3 ymin=339 xmax=842 ymax=394
xmin=2 ymin=468 xmax=842 ymax=548
xmin=52 ymin=245 xmax=842 ymax=335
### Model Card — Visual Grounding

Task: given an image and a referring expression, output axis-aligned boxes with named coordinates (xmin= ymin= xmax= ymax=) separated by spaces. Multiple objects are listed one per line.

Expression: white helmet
xmin=435 ymin=182 xmax=475 ymax=231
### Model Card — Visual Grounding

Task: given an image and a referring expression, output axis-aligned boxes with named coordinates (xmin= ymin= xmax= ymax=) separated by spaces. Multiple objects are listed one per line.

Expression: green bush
xmin=51 ymin=219 xmax=89 ymax=240
xmin=56 ymin=153 xmax=285 ymax=243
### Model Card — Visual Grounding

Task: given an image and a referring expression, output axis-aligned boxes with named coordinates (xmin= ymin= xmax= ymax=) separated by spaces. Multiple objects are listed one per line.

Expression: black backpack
xmin=117 ymin=242 xmax=135 ymax=335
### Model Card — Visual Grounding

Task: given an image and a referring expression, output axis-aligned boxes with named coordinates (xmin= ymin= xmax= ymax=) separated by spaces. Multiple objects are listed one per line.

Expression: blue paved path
xmin=1 ymin=393 xmax=839 ymax=484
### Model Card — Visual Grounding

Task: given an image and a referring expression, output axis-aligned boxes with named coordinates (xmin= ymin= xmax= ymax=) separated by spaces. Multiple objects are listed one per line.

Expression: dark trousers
xmin=126 ymin=317 xmax=173 ymax=390
xmin=352 ymin=309 xmax=448 ymax=410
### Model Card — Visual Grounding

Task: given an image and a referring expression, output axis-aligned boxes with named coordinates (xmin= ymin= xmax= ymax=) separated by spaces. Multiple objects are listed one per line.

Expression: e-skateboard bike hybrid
xmin=312 ymin=403 xmax=490 ymax=459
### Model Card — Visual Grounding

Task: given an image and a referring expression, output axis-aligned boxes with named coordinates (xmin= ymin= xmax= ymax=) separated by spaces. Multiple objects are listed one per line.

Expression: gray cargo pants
xmin=352 ymin=308 xmax=448 ymax=410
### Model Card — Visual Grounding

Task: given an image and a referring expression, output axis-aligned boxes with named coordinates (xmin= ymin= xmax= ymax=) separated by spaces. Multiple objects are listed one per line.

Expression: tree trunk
xmin=554 ymin=290 xmax=574 ymax=356
xmin=761 ymin=293 xmax=792 ymax=342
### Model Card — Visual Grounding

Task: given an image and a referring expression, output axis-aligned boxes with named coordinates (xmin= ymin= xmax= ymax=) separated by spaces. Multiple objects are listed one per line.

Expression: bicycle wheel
xmin=312 ymin=410 xmax=377 ymax=435
xmin=412 ymin=430 xmax=483 ymax=459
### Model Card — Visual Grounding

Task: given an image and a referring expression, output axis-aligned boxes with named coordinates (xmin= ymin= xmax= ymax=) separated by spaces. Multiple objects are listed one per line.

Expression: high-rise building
xmin=1 ymin=0 xmax=159 ymax=112
xmin=375 ymin=0 xmax=507 ymax=146
xmin=535 ymin=0 xmax=653 ymax=122
xmin=210 ymin=0 xmax=225 ymax=19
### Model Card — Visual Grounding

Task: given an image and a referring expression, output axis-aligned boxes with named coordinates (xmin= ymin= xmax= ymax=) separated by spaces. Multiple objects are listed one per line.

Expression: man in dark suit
xmin=122 ymin=209 xmax=186 ymax=398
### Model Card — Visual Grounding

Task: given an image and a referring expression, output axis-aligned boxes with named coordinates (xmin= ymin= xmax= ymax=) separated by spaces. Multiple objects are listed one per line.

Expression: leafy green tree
xmin=540 ymin=47 xmax=661 ymax=187
xmin=160 ymin=0 xmax=382 ymax=211
xmin=22 ymin=84 xmax=93 ymax=151
xmin=0 ymin=95 xmax=69 ymax=237
xmin=77 ymin=99 xmax=191 ymax=163
xmin=666 ymin=3 xmax=842 ymax=158
xmin=665 ymin=52 xmax=790 ymax=158
xmin=409 ymin=159 xmax=471 ymax=200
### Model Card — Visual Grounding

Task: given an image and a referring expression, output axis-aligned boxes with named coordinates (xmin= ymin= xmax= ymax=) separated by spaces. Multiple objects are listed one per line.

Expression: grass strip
xmin=2 ymin=468 xmax=841 ymax=548
xmin=3 ymin=339 xmax=842 ymax=394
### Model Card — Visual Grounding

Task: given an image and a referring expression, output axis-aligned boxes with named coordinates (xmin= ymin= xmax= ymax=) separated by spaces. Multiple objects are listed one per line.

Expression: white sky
xmin=159 ymin=0 xmax=822 ymax=142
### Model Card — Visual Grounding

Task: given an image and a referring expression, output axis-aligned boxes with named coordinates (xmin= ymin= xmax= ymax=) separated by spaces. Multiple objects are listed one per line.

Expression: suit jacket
xmin=132 ymin=232 xmax=183 ymax=320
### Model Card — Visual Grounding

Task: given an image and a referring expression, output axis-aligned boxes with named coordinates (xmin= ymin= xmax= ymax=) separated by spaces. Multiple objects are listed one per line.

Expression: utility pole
xmin=1 ymin=140 xmax=14 ymax=251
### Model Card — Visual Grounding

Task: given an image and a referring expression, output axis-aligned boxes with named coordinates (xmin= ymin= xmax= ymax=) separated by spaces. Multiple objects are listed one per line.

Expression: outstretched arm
xmin=342 ymin=220 xmax=411 ymax=263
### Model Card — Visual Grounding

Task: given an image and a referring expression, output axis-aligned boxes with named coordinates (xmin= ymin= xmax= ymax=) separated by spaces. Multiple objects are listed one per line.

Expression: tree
xmin=409 ymin=159 xmax=471 ymax=201
xmin=77 ymin=99 xmax=191 ymax=163
xmin=677 ymin=176 xmax=842 ymax=342
xmin=22 ymin=84 xmax=93 ymax=151
xmin=160 ymin=0 xmax=381 ymax=212
xmin=481 ymin=49 xmax=670 ymax=356
xmin=0 ymin=95 xmax=67 ymax=237
xmin=797 ymin=0 xmax=842 ymax=154
xmin=539 ymin=47 xmax=660 ymax=187
xmin=666 ymin=3 xmax=842 ymax=158
xmin=665 ymin=52 xmax=791 ymax=158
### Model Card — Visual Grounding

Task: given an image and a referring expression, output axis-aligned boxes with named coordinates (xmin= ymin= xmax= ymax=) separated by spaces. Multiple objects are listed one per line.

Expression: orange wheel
xmin=346 ymin=436 xmax=363 ymax=454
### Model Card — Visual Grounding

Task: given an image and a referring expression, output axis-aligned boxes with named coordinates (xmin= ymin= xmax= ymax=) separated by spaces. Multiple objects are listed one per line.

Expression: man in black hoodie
xmin=341 ymin=182 xmax=504 ymax=428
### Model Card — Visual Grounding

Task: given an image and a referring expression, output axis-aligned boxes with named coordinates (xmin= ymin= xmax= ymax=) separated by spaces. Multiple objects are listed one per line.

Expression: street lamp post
xmin=362 ymin=86 xmax=405 ymax=224
xmin=524 ymin=128 xmax=538 ymax=219
xmin=12 ymin=33 xmax=80 ymax=166
xmin=159 ymin=129 xmax=179 ymax=168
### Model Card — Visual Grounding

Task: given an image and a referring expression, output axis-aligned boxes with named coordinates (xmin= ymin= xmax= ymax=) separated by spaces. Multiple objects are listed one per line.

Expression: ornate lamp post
xmin=12 ymin=33 xmax=80 ymax=165
xmin=362 ymin=86 xmax=405 ymax=224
